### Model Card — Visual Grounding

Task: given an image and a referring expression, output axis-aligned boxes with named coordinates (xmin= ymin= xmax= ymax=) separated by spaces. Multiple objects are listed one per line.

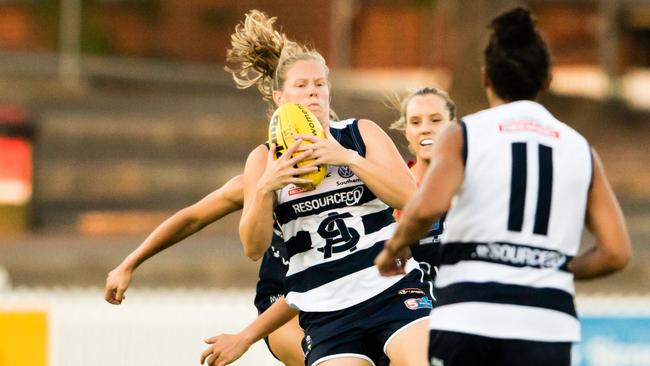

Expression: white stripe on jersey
xmin=429 ymin=302 xmax=580 ymax=342
xmin=435 ymin=261 xmax=575 ymax=294
xmin=287 ymin=221 xmax=396 ymax=276
xmin=285 ymin=258 xmax=420 ymax=312
xmin=330 ymin=119 xmax=356 ymax=129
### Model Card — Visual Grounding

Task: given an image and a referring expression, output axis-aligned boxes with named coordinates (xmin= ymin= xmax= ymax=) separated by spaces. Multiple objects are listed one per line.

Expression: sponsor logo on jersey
xmin=337 ymin=166 xmax=354 ymax=178
xmin=288 ymin=185 xmax=315 ymax=196
xmin=404 ymin=296 xmax=433 ymax=310
xmin=498 ymin=119 xmax=560 ymax=139
xmin=336 ymin=177 xmax=362 ymax=187
xmin=398 ymin=288 xmax=426 ymax=296
xmin=431 ymin=357 xmax=445 ymax=366
xmin=473 ymin=242 xmax=567 ymax=268
xmin=291 ymin=186 xmax=364 ymax=214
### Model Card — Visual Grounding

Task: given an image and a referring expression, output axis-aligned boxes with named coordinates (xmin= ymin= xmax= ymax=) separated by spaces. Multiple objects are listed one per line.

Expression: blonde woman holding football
xmin=201 ymin=9 xmax=430 ymax=366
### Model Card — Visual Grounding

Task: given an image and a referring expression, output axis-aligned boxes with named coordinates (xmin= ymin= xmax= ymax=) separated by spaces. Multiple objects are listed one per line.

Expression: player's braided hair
xmin=484 ymin=7 xmax=551 ymax=101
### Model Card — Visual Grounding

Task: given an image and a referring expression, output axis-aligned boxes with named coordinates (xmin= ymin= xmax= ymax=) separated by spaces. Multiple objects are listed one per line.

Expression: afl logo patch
xmin=338 ymin=166 xmax=354 ymax=178
xmin=404 ymin=296 xmax=433 ymax=310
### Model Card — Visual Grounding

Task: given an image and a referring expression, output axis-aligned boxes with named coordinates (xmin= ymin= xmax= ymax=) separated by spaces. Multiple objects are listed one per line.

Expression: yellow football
xmin=268 ymin=103 xmax=327 ymax=189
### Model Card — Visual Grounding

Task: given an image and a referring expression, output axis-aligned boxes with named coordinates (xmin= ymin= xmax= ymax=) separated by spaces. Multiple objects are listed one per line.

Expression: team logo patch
xmin=316 ymin=211 xmax=359 ymax=258
xmin=337 ymin=166 xmax=354 ymax=178
xmin=398 ymin=288 xmax=426 ymax=296
xmin=404 ymin=296 xmax=433 ymax=310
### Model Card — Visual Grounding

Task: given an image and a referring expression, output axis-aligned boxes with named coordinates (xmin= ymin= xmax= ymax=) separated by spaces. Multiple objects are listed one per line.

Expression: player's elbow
xmin=239 ymin=235 xmax=264 ymax=261
xmin=239 ymin=229 xmax=265 ymax=261
xmin=599 ymin=240 xmax=631 ymax=275
xmin=243 ymin=247 xmax=264 ymax=261
xmin=608 ymin=245 xmax=631 ymax=272
xmin=411 ymin=203 xmax=443 ymax=224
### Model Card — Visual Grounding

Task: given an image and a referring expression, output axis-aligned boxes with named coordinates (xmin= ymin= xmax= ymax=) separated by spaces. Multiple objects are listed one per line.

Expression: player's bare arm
xmin=239 ymin=141 xmax=315 ymax=260
xmin=568 ymin=148 xmax=631 ymax=279
xmin=377 ymin=123 xmax=463 ymax=275
xmin=200 ymin=297 xmax=299 ymax=366
xmin=104 ymin=175 xmax=244 ymax=305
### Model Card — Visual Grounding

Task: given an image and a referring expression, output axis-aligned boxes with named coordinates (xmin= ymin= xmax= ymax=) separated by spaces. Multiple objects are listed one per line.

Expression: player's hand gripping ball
xmin=268 ymin=103 xmax=327 ymax=189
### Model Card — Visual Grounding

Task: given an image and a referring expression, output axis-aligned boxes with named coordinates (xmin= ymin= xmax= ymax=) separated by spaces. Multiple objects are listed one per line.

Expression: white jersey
xmin=430 ymin=101 xmax=592 ymax=342
xmin=275 ymin=119 xmax=418 ymax=312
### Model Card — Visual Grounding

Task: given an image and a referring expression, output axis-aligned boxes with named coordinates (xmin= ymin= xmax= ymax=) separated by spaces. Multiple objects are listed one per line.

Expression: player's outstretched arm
xmin=568 ymin=149 xmax=631 ymax=279
xmin=200 ymin=297 xmax=298 ymax=366
xmin=104 ymin=175 xmax=244 ymax=305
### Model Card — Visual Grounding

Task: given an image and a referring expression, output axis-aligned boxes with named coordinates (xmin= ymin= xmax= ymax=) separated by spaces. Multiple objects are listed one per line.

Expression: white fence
xmin=2 ymin=288 xmax=650 ymax=366
xmin=1 ymin=287 xmax=280 ymax=366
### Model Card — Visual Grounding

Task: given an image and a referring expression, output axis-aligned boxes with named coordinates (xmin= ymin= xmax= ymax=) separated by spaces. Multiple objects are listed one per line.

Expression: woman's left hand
xmin=200 ymin=333 xmax=251 ymax=366
xmin=295 ymin=132 xmax=360 ymax=167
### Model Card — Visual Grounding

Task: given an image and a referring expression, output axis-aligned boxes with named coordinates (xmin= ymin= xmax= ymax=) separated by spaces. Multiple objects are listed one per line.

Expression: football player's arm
xmin=104 ymin=175 xmax=244 ymax=305
xmin=568 ymin=148 xmax=631 ymax=279
xmin=350 ymin=119 xmax=417 ymax=209
xmin=239 ymin=142 xmax=316 ymax=260
xmin=296 ymin=119 xmax=416 ymax=209
xmin=377 ymin=124 xmax=463 ymax=275
xmin=200 ymin=297 xmax=298 ymax=366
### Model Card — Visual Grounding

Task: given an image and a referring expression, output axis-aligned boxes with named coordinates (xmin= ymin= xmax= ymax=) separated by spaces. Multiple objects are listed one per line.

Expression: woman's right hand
xmin=257 ymin=140 xmax=317 ymax=192
xmin=104 ymin=265 xmax=132 ymax=305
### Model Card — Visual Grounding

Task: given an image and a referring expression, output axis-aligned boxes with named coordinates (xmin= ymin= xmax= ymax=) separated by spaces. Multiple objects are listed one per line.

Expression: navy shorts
xmin=429 ymin=330 xmax=571 ymax=366
xmin=300 ymin=269 xmax=434 ymax=366
xmin=253 ymin=243 xmax=289 ymax=314
xmin=253 ymin=242 xmax=290 ymax=360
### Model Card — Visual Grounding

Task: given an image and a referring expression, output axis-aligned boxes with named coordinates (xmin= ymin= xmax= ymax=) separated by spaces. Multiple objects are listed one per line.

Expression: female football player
xmin=376 ymin=7 xmax=631 ymax=366
xmin=201 ymin=9 xmax=430 ymax=366
xmin=389 ymin=86 xmax=457 ymax=272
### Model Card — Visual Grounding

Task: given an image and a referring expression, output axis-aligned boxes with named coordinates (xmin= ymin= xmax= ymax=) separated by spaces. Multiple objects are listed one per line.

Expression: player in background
xmin=389 ymin=86 xmax=457 ymax=274
xmin=376 ymin=7 xmax=631 ymax=366
xmin=201 ymin=9 xmax=430 ymax=366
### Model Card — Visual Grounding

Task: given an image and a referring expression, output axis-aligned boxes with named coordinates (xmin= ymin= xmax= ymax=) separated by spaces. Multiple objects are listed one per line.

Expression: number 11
xmin=508 ymin=142 xmax=553 ymax=236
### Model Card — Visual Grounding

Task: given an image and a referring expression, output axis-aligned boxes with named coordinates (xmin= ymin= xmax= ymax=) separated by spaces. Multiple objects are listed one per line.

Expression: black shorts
xmin=254 ymin=243 xmax=290 ymax=360
xmin=253 ymin=244 xmax=289 ymax=314
xmin=429 ymin=329 xmax=571 ymax=366
xmin=300 ymin=269 xmax=434 ymax=366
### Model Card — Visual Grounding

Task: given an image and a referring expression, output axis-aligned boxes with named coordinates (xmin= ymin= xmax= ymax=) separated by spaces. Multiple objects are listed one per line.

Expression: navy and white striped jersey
xmin=430 ymin=100 xmax=592 ymax=342
xmin=276 ymin=118 xmax=419 ymax=312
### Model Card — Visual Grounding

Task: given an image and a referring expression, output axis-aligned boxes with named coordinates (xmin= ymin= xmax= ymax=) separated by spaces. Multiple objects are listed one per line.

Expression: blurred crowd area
xmin=0 ymin=0 xmax=648 ymax=294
